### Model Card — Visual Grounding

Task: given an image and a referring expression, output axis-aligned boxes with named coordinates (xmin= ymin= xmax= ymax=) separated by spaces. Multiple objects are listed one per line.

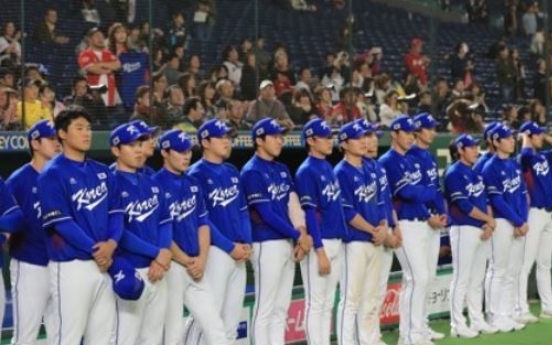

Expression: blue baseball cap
xmin=158 ymin=129 xmax=194 ymax=152
xmin=519 ymin=121 xmax=545 ymax=135
xmin=339 ymin=121 xmax=369 ymax=142
xmin=302 ymin=118 xmax=333 ymax=139
xmin=453 ymin=134 xmax=480 ymax=150
xmin=354 ymin=118 xmax=383 ymax=137
xmin=483 ymin=122 xmax=499 ymax=141
xmin=413 ymin=112 xmax=439 ymax=129
xmin=197 ymin=119 xmax=235 ymax=142
xmin=108 ymin=257 xmax=145 ymax=301
xmin=130 ymin=120 xmax=159 ymax=136
xmin=252 ymin=118 xmax=286 ymax=141
xmin=389 ymin=115 xmax=417 ymax=132
xmin=109 ymin=123 xmax=146 ymax=147
xmin=489 ymin=124 xmax=513 ymax=140
xmin=28 ymin=120 xmax=56 ymax=142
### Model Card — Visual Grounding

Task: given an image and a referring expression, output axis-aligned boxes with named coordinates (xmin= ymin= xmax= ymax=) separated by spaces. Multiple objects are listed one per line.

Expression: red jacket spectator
xmin=78 ymin=28 xmax=121 ymax=107
xmin=404 ymin=38 xmax=429 ymax=86
xmin=330 ymin=101 xmax=361 ymax=125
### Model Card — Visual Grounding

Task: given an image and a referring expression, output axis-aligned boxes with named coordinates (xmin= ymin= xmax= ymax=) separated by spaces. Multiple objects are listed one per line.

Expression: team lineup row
xmin=0 ymin=106 xmax=550 ymax=345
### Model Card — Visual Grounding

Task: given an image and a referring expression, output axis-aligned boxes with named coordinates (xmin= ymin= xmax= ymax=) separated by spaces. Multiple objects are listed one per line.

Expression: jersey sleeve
xmin=381 ymin=158 xmax=436 ymax=202
xmin=444 ymin=170 xmax=476 ymax=215
xmin=295 ymin=169 xmax=319 ymax=209
xmin=482 ymin=164 xmax=525 ymax=227
xmin=38 ymin=171 xmax=74 ymax=227
xmin=0 ymin=178 xmax=19 ymax=216
xmin=335 ymin=168 xmax=357 ymax=221
xmin=242 ymin=170 xmax=271 ymax=205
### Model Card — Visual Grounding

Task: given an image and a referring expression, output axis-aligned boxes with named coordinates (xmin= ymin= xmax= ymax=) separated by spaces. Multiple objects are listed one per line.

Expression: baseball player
xmin=408 ymin=113 xmax=447 ymax=341
xmin=378 ymin=115 xmax=438 ymax=345
xmin=472 ymin=122 xmax=498 ymax=174
xmin=37 ymin=105 xmax=124 ymax=345
xmin=5 ymin=120 xmax=59 ymax=344
xmin=444 ymin=134 xmax=498 ymax=338
xmin=186 ymin=119 xmax=252 ymax=344
xmin=154 ymin=129 xmax=231 ymax=345
xmin=481 ymin=124 xmax=527 ymax=332
xmin=109 ymin=122 xmax=172 ymax=344
xmin=356 ymin=118 xmax=402 ymax=345
xmin=130 ymin=119 xmax=158 ymax=175
xmin=334 ymin=121 xmax=387 ymax=345
xmin=515 ymin=121 xmax=552 ymax=321
xmin=294 ymin=118 xmax=347 ymax=345
xmin=241 ymin=118 xmax=313 ymax=345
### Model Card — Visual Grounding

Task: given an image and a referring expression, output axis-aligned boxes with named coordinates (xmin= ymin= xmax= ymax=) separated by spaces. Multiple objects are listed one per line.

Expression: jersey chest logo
xmin=533 ymin=160 xmax=550 ymax=176
xmin=71 ymin=181 xmax=108 ymax=211
xmin=321 ymin=181 xmax=341 ymax=202
xmin=208 ymin=185 xmax=240 ymax=207
xmin=125 ymin=194 xmax=160 ymax=222
xmin=502 ymin=175 xmax=521 ymax=193
xmin=466 ymin=181 xmax=485 ymax=198
xmin=169 ymin=195 xmax=197 ymax=221
xmin=354 ymin=181 xmax=377 ymax=203
xmin=268 ymin=182 xmax=291 ymax=201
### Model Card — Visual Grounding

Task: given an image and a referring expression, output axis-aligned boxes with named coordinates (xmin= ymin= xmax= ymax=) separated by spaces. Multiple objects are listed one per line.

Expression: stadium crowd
xmin=0 ymin=0 xmax=551 ymax=133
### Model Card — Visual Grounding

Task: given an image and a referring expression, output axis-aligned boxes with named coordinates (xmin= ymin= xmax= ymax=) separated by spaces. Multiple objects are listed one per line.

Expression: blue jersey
xmin=334 ymin=159 xmax=384 ymax=242
xmin=189 ymin=159 xmax=252 ymax=246
xmin=118 ymin=52 xmax=149 ymax=110
xmin=154 ymin=168 xmax=208 ymax=257
xmin=110 ymin=162 xmax=155 ymax=176
xmin=364 ymin=158 xmax=395 ymax=228
xmin=444 ymin=161 xmax=488 ymax=228
xmin=379 ymin=149 xmax=436 ymax=221
xmin=295 ymin=156 xmax=347 ymax=248
xmin=519 ymin=147 xmax=552 ymax=209
xmin=407 ymin=145 xmax=446 ymax=215
xmin=242 ymin=155 xmax=296 ymax=242
xmin=0 ymin=177 xmax=21 ymax=267
xmin=473 ymin=151 xmax=493 ymax=174
xmin=6 ymin=164 xmax=49 ymax=266
xmin=115 ymin=171 xmax=172 ymax=268
xmin=38 ymin=155 xmax=124 ymax=262
xmin=482 ymin=155 xmax=528 ymax=227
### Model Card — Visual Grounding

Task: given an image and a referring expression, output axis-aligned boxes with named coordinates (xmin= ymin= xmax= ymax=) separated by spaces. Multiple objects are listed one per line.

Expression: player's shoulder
xmin=378 ymin=149 xmax=396 ymax=165
xmin=241 ymin=155 xmax=260 ymax=174
xmin=222 ymin=162 xmax=240 ymax=175
xmin=6 ymin=163 xmax=34 ymax=184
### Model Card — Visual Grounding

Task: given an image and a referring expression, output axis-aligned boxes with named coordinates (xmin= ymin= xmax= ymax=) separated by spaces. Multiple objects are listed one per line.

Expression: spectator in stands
xmin=40 ymin=83 xmax=65 ymax=118
xmin=529 ymin=98 xmax=547 ymax=126
xmin=198 ymin=80 xmax=217 ymax=120
xmin=522 ymin=2 xmax=538 ymax=37
xmin=351 ymin=60 xmax=373 ymax=94
xmin=222 ymin=45 xmax=243 ymax=89
xmin=24 ymin=66 xmax=44 ymax=83
xmin=466 ymin=82 xmax=488 ymax=112
xmin=208 ymin=64 xmax=229 ymax=83
xmin=466 ymin=0 xmax=489 ymax=24
xmin=35 ymin=9 xmax=70 ymax=45
xmin=246 ymin=79 xmax=294 ymax=130
xmin=510 ymin=47 xmax=527 ymax=100
xmin=404 ymin=37 xmax=430 ymax=86
xmin=163 ymin=85 xmax=186 ymax=127
xmin=431 ymin=77 xmax=451 ymax=119
xmin=151 ymin=72 xmax=168 ymax=106
xmin=533 ymin=58 xmax=550 ymax=104
xmin=495 ymin=45 xmax=516 ymax=103
xmin=270 ymin=51 xmax=295 ymax=98
xmin=321 ymin=66 xmax=345 ymax=102
xmin=152 ymin=48 xmax=165 ymax=72
xmin=446 ymin=99 xmax=484 ymax=133
xmin=178 ymin=73 xmax=197 ymax=99
xmin=355 ymin=88 xmax=378 ymax=123
xmin=518 ymin=106 xmax=532 ymax=123
xmin=0 ymin=22 xmax=21 ymax=67
xmin=62 ymin=76 xmax=107 ymax=127
xmin=78 ymin=27 xmax=122 ymax=112
xmin=174 ymin=97 xmax=204 ymax=132
xmin=186 ymin=55 xmax=206 ymax=80
xmin=295 ymin=67 xmax=314 ymax=96
xmin=289 ymin=88 xmax=318 ymax=125
xmin=16 ymin=78 xmax=52 ymax=129
xmin=226 ymin=99 xmax=252 ymax=131
xmin=169 ymin=12 xmax=189 ymax=49
xmin=417 ymin=90 xmax=432 ymax=114
xmin=314 ymin=86 xmax=333 ymax=121
xmin=238 ymin=38 xmax=253 ymax=64
xmin=173 ymin=44 xmax=186 ymax=72
xmin=108 ymin=23 xmax=129 ymax=56
xmin=163 ymin=54 xmax=183 ymax=86
xmin=0 ymin=68 xmax=14 ymax=88
xmin=290 ymin=0 xmax=317 ymax=11
xmin=504 ymin=1 xmax=518 ymax=38
xmin=129 ymin=86 xmax=154 ymax=124
xmin=215 ymin=79 xmax=234 ymax=114
xmin=530 ymin=30 xmax=546 ymax=60
xmin=253 ymin=36 xmax=271 ymax=72
xmin=0 ymin=87 xmax=20 ymax=131
xmin=241 ymin=52 xmax=263 ymax=101
xmin=379 ymin=89 xmax=402 ymax=127
xmin=450 ymin=42 xmax=474 ymax=87
xmin=193 ymin=0 xmax=217 ymax=42
xmin=451 ymin=79 xmax=467 ymax=100
xmin=80 ymin=0 xmax=101 ymax=26
xmin=501 ymin=104 xmax=521 ymax=129
xmin=330 ymin=86 xmax=360 ymax=126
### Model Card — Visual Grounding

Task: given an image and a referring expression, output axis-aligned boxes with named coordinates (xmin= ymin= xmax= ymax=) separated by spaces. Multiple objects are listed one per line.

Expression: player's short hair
xmin=135 ymin=85 xmax=150 ymax=103
xmin=54 ymin=105 xmax=93 ymax=135
xmin=448 ymin=140 xmax=459 ymax=162
xmin=183 ymin=97 xmax=201 ymax=116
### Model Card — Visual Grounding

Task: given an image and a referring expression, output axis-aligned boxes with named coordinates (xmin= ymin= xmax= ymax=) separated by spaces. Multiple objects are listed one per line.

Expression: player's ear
xmin=390 ymin=130 xmax=397 ymax=140
xmin=160 ymin=149 xmax=169 ymax=159
xmin=111 ymin=146 xmax=120 ymax=158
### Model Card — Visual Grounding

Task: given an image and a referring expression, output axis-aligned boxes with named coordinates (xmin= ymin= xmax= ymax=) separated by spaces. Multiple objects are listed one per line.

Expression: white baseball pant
xmin=394 ymin=220 xmax=434 ymax=345
xmin=10 ymin=259 xmax=54 ymax=345
xmin=449 ymin=225 xmax=489 ymax=329
xmin=422 ymin=226 xmax=441 ymax=335
xmin=112 ymin=267 xmax=167 ymax=345
xmin=251 ymin=240 xmax=295 ymax=345
xmin=337 ymin=241 xmax=382 ymax=345
xmin=516 ymin=207 xmax=552 ymax=315
xmin=49 ymin=260 xmax=115 ymax=345
xmin=185 ymin=246 xmax=246 ymax=344
xmin=164 ymin=262 xmax=230 ymax=345
xmin=299 ymin=239 xmax=342 ymax=345
xmin=485 ymin=218 xmax=525 ymax=321
xmin=374 ymin=245 xmax=395 ymax=342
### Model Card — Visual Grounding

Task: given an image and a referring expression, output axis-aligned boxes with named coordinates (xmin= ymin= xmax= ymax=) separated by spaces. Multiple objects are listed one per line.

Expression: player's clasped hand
xmin=428 ymin=214 xmax=448 ymax=229
xmin=372 ymin=225 xmax=388 ymax=246
xmin=297 ymin=232 xmax=313 ymax=252
xmin=514 ymin=223 xmax=529 ymax=238
xmin=230 ymin=243 xmax=251 ymax=263
xmin=93 ymin=240 xmax=117 ymax=272
xmin=316 ymin=249 xmax=331 ymax=276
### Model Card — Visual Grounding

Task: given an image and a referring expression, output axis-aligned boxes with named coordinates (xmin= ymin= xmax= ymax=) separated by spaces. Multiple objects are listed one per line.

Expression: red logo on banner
xmin=285 ymin=299 xmax=306 ymax=343
xmin=380 ymin=282 xmax=402 ymax=325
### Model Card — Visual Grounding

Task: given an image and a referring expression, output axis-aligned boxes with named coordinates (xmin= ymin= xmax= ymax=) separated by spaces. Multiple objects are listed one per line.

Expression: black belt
xmin=402 ymin=217 xmax=429 ymax=222
xmin=535 ymin=206 xmax=552 ymax=212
